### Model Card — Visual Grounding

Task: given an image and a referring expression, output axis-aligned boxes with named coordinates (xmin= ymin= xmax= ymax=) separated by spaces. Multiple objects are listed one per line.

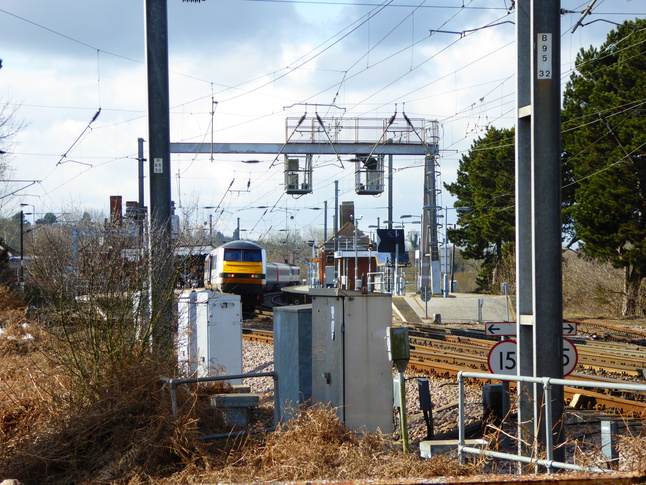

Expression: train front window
xmin=224 ymin=248 xmax=262 ymax=262
xmin=224 ymin=249 xmax=242 ymax=261
xmin=243 ymin=250 xmax=262 ymax=262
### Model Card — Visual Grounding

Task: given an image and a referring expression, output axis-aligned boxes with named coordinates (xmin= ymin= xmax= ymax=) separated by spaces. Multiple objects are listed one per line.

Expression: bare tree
xmin=0 ymin=98 xmax=27 ymax=212
xmin=28 ymin=218 xmax=179 ymax=400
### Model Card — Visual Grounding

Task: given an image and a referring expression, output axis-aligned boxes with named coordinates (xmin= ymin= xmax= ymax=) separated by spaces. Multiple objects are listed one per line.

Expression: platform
xmin=283 ymin=287 xmax=513 ymax=325
xmin=399 ymin=292 xmax=513 ymax=325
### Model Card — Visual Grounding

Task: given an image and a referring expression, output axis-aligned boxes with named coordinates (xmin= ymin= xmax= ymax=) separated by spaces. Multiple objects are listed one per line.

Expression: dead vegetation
xmin=3 ymin=249 xmax=646 ymax=484
xmin=0 ymin=277 xmax=485 ymax=484
xmin=0 ymin=313 xmax=482 ymax=484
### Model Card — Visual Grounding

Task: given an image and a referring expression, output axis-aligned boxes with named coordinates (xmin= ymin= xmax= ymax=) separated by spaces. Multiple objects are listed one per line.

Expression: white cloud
xmin=0 ymin=0 xmax=643 ymax=235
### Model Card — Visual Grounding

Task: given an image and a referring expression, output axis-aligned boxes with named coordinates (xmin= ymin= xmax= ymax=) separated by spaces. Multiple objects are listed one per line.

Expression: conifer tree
xmin=562 ymin=18 xmax=646 ymax=315
xmin=444 ymin=126 xmax=516 ymax=291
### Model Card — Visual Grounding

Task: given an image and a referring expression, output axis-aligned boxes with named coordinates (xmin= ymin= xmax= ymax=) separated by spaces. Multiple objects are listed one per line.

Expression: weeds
xmin=3 ymin=234 xmax=646 ymax=483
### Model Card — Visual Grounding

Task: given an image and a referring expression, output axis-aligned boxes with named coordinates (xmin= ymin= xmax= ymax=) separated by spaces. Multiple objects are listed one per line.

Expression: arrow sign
xmin=485 ymin=321 xmax=577 ymax=337
xmin=562 ymin=321 xmax=577 ymax=336
xmin=485 ymin=322 xmax=517 ymax=336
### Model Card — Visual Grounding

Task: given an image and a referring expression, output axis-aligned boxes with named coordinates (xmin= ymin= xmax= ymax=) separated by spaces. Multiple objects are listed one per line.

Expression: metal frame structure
xmin=457 ymin=370 xmax=646 ymax=474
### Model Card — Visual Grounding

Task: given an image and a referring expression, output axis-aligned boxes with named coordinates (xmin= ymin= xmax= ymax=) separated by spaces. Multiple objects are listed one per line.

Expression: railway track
xmin=243 ymin=318 xmax=646 ymax=417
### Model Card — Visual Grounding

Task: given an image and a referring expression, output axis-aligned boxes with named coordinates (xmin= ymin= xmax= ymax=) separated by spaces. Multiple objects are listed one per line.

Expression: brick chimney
xmin=110 ymin=195 xmax=123 ymax=227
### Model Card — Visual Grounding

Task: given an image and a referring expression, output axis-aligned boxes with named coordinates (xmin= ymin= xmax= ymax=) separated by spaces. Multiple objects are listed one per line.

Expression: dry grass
xmin=155 ymin=404 xmax=481 ymax=484
xmin=1 ymin=328 xmax=481 ymax=484
xmin=4 ymin=249 xmax=646 ymax=485
xmin=0 ymin=292 xmax=481 ymax=485
xmin=562 ymin=251 xmax=628 ymax=318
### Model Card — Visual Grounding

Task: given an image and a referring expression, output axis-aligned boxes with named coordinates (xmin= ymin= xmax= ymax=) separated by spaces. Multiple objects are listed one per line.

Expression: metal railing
xmin=159 ymin=371 xmax=279 ymax=440
xmin=457 ymin=371 xmax=646 ymax=473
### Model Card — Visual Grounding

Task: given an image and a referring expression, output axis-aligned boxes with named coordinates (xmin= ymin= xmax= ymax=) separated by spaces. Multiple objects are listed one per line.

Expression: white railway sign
xmin=487 ymin=340 xmax=518 ymax=375
xmin=485 ymin=321 xmax=577 ymax=337
xmin=487 ymin=338 xmax=578 ymax=377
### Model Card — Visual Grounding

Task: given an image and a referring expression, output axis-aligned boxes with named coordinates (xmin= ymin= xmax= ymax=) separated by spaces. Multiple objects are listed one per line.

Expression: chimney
xmin=110 ymin=195 xmax=123 ymax=227
xmin=340 ymin=201 xmax=355 ymax=227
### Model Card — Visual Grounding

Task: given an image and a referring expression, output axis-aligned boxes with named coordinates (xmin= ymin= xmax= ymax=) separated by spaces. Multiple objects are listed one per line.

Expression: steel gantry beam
xmin=170 ymin=142 xmax=435 ymax=156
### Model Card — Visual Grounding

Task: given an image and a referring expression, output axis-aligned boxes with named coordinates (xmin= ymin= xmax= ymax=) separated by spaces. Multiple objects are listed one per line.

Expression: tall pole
xmin=387 ymin=154 xmax=393 ymax=230
xmin=145 ymin=0 xmax=172 ymax=234
xmin=19 ymin=209 xmax=24 ymax=291
xmin=334 ymin=181 xmax=339 ymax=283
xmin=145 ymin=0 xmax=173 ymax=358
xmin=334 ymin=180 xmax=339 ymax=251
xmin=531 ymin=0 xmax=564 ymax=459
xmin=516 ymin=0 xmax=564 ymax=463
xmin=442 ymin=206 xmax=449 ymax=298
xmin=428 ymin=163 xmax=440 ymax=295
xmin=516 ymin=0 xmax=535 ymax=462
xmin=354 ymin=218 xmax=358 ymax=288
xmin=420 ymin=155 xmax=438 ymax=293
xmin=138 ymin=137 xmax=145 ymax=211
xmin=324 ymin=200 xmax=328 ymax=241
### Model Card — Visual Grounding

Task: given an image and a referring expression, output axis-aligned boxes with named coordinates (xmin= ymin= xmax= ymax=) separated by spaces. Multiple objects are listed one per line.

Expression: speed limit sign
xmin=488 ymin=340 xmax=517 ymax=375
xmin=487 ymin=338 xmax=578 ymax=376
xmin=561 ymin=337 xmax=578 ymax=377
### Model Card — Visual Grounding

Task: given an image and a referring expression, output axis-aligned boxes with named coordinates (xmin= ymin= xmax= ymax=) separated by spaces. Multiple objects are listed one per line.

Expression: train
xmin=265 ymin=261 xmax=301 ymax=291
xmin=203 ymin=240 xmax=300 ymax=308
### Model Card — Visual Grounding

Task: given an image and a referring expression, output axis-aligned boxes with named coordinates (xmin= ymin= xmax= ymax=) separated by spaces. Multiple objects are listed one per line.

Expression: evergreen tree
xmin=562 ymin=18 xmax=646 ymax=316
xmin=444 ymin=126 xmax=516 ymax=291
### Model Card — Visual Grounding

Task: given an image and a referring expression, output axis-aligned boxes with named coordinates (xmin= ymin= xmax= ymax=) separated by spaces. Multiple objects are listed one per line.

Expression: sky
xmin=0 ymin=0 xmax=644 ymax=244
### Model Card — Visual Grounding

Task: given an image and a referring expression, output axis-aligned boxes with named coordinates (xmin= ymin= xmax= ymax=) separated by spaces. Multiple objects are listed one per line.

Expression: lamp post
xmin=203 ymin=206 xmax=216 ymax=246
xmin=352 ymin=215 xmax=363 ymax=289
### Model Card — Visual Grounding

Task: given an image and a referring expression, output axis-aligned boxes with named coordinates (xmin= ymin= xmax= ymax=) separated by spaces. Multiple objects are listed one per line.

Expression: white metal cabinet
xmin=177 ymin=289 xmax=242 ymax=378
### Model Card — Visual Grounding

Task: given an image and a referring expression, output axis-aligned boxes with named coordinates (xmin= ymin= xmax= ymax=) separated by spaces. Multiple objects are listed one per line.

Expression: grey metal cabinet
xmin=311 ymin=289 xmax=393 ymax=433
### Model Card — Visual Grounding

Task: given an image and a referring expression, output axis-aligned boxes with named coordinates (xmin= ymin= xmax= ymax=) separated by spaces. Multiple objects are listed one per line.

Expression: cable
xmin=56 ymin=109 xmax=101 ymax=166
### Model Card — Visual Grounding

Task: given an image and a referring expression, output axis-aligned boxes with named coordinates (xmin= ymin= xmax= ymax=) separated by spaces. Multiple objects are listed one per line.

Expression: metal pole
xmin=387 ymin=155 xmax=393 ymax=230
xmin=145 ymin=0 xmax=172 ymax=234
xmin=394 ymin=231 xmax=399 ymax=295
xmin=145 ymin=0 xmax=174 ymax=359
xmin=324 ymin=200 xmax=328 ymax=241
xmin=19 ymin=209 xmax=24 ymax=291
xmin=420 ymin=155 xmax=433 ymax=292
xmin=450 ymin=242 xmax=456 ymax=293
xmin=398 ymin=372 xmax=409 ymax=453
xmin=354 ymin=218 xmax=358 ymax=288
xmin=515 ymin=0 xmax=536 ymax=464
xmin=531 ymin=0 xmax=564 ymax=461
xmin=138 ymin=137 xmax=145 ymax=210
xmin=442 ymin=206 xmax=449 ymax=297
xmin=429 ymin=170 xmax=440 ymax=295
xmin=457 ymin=373 xmax=466 ymax=462
xmin=334 ymin=181 xmax=339 ymax=252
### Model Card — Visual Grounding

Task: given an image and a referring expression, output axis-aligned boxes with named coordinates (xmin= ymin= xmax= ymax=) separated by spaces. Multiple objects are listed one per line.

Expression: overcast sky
xmin=1 ymin=0 xmax=644 ymax=241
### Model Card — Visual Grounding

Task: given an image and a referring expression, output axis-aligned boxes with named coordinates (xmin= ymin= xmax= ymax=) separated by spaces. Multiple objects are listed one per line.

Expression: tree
xmin=561 ymin=18 xmax=646 ymax=316
xmin=444 ymin=126 xmax=516 ymax=291
xmin=0 ymin=99 xmax=26 ymax=208
xmin=35 ymin=213 xmax=59 ymax=225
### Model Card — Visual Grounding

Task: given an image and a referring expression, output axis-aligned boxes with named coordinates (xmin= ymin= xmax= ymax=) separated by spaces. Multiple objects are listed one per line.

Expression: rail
xmin=457 ymin=370 xmax=646 ymax=473
xmin=159 ymin=371 xmax=280 ymax=440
